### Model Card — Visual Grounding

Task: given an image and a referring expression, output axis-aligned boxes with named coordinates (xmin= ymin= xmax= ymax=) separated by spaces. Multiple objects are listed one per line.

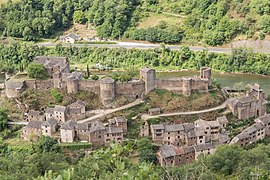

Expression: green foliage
xmin=50 ymin=89 xmax=64 ymax=103
xmin=73 ymin=11 xmax=87 ymax=24
xmin=137 ymin=138 xmax=156 ymax=163
xmin=32 ymin=136 xmax=61 ymax=153
xmin=27 ymin=63 xmax=47 ymax=79
xmin=0 ymin=109 xmax=8 ymax=132
xmin=90 ymin=74 xmax=99 ymax=80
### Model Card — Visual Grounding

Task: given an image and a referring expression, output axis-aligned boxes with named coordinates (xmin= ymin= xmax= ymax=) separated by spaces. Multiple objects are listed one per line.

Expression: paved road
xmin=8 ymin=121 xmax=29 ymax=125
xmin=37 ymin=42 xmax=270 ymax=54
xmin=141 ymin=99 xmax=230 ymax=120
xmin=78 ymin=99 xmax=144 ymax=123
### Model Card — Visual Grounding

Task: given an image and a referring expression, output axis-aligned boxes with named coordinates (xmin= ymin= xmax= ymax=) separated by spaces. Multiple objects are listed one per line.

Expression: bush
xmin=27 ymin=63 xmax=47 ymax=79
xmin=91 ymin=75 xmax=99 ymax=80
xmin=50 ymin=89 xmax=64 ymax=103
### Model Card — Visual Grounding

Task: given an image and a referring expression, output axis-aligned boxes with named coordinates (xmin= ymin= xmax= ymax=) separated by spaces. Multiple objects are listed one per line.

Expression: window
xmin=168 ymin=137 xmax=170 ymax=140
xmin=168 ymin=132 xmax=170 ymax=135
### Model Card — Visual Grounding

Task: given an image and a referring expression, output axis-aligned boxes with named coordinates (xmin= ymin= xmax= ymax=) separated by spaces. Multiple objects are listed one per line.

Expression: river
xmin=157 ymin=71 xmax=270 ymax=95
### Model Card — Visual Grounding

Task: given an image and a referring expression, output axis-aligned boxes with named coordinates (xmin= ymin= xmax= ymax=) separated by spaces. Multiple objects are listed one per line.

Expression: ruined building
xmin=5 ymin=56 xmax=212 ymax=106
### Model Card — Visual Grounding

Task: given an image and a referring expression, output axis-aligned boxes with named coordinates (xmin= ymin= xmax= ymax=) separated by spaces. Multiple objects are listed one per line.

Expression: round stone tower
xmin=100 ymin=77 xmax=115 ymax=106
xmin=182 ymin=77 xmax=192 ymax=96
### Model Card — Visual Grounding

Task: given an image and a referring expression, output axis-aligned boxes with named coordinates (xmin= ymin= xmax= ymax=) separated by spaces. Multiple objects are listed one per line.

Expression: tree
xmin=137 ymin=138 xmax=156 ymax=163
xmin=73 ymin=10 xmax=87 ymax=24
xmin=0 ymin=109 xmax=8 ymax=132
xmin=50 ymin=89 xmax=64 ymax=103
xmin=32 ymin=136 xmax=61 ymax=153
xmin=27 ymin=63 xmax=47 ymax=79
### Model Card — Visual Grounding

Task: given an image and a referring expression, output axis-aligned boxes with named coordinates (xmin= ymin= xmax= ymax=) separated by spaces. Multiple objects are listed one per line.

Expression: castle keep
xmin=5 ymin=56 xmax=212 ymax=106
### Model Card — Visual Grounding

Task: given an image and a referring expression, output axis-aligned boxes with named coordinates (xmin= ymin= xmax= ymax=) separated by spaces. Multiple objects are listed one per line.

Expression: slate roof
xmin=105 ymin=127 xmax=123 ymax=134
xmin=5 ymin=80 xmax=24 ymax=89
xmin=35 ymin=56 xmax=68 ymax=66
xmin=71 ymin=100 xmax=86 ymax=107
xmin=183 ymin=146 xmax=195 ymax=153
xmin=54 ymin=105 xmax=67 ymax=113
xmin=148 ymin=108 xmax=161 ymax=113
xmin=26 ymin=121 xmax=43 ymax=129
xmin=45 ymin=108 xmax=54 ymax=114
xmin=151 ymin=124 xmax=164 ymax=130
xmin=41 ymin=118 xmax=57 ymax=126
xmin=256 ymin=114 xmax=270 ymax=125
xmin=89 ymin=121 xmax=105 ymax=133
xmin=164 ymin=124 xmax=184 ymax=132
xmin=28 ymin=110 xmax=40 ymax=117
xmin=66 ymin=33 xmax=80 ymax=40
xmin=141 ymin=68 xmax=151 ymax=73
xmin=76 ymin=123 xmax=90 ymax=131
xmin=238 ymin=96 xmax=255 ymax=104
xmin=61 ymin=120 xmax=77 ymax=130
xmin=194 ymin=143 xmax=217 ymax=152
xmin=114 ymin=116 xmax=126 ymax=123
xmin=159 ymin=145 xmax=176 ymax=158
xmin=219 ymin=134 xmax=230 ymax=144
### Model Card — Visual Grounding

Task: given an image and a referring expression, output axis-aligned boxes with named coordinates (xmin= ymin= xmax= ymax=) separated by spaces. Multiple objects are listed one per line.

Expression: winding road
xmin=141 ymin=98 xmax=231 ymax=120
xmin=78 ymin=99 xmax=145 ymax=123
xmin=37 ymin=42 xmax=270 ymax=54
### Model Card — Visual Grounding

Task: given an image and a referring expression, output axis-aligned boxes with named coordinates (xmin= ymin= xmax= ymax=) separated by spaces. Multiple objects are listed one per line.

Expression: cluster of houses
xmin=22 ymin=99 xmax=127 ymax=147
xmin=140 ymin=116 xmax=230 ymax=167
xmin=59 ymin=33 xmax=110 ymax=44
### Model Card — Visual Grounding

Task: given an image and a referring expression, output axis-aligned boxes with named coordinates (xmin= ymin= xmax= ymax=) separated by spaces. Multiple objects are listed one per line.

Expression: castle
xmin=5 ymin=56 xmax=212 ymax=106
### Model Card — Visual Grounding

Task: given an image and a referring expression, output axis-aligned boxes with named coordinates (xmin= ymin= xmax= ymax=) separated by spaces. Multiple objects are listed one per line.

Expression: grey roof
xmin=35 ymin=56 xmax=68 ymax=66
xmin=219 ymin=134 xmax=230 ymax=144
xmin=151 ymin=124 xmax=164 ymax=130
xmin=66 ymin=33 xmax=80 ymax=40
xmin=183 ymin=146 xmax=195 ymax=153
xmin=61 ymin=120 xmax=77 ymax=130
xmin=187 ymin=129 xmax=196 ymax=138
xmin=28 ymin=110 xmax=40 ymax=116
xmin=105 ymin=127 xmax=123 ymax=134
xmin=54 ymin=105 xmax=67 ymax=113
xmin=159 ymin=145 xmax=176 ymax=158
xmin=238 ymin=96 xmax=255 ymax=104
xmin=183 ymin=123 xmax=195 ymax=132
xmin=42 ymin=118 xmax=57 ymax=126
xmin=194 ymin=143 xmax=217 ymax=152
xmin=89 ymin=121 xmax=105 ymax=133
xmin=256 ymin=114 xmax=270 ymax=125
xmin=114 ymin=116 xmax=126 ymax=123
xmin=76 ymin=123 xmax=90 ymax=130
xmin=164 ymin=124 xmax=184 ymax=132
xmin=251 ymin=83 xmax=262 ymax=92
xmin=72 ymin=100 xmax=86 ymax=107
xmin=235 ymin=132 xmax=250 ymax=140
xmin=100 ymin=77 xmax=115 ymax=84
xmin=253 ymin=122 xmax=265 ymax=130
xmin=68 ymin=108 xmax=81 ymax=114
xmin=64 ymin=72 xmax=83 ymax=81
xmin=217 ymin=116 xmax=228 ymax=125
xmin=148 ymin=108 xmax=161 ymax=113
xmin=26 ymin=121 xmax=43 ymax=129
xmin=45 ymin=108 xmax=54 ymax=114
xmin=141 ymin=68 xmax=154 ymax=73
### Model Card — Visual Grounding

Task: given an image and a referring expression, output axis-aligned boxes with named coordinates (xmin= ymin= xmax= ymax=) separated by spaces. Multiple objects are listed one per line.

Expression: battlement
xmin=5 ymin=56 xmax=212 ymax=106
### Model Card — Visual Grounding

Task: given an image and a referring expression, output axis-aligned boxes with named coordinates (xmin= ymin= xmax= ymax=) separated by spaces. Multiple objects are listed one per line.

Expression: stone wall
xmin=115 ymin=80 xmax=145 ymax=99
xmin=25 ymin=79 xmax=54 ymax=90
xmin=78 ymin=80 xmax=100 ymax=94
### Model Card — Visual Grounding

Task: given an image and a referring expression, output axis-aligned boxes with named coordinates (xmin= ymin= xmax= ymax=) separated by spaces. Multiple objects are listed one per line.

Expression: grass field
xmin=137 ymin=13 xmax=182 ymax=29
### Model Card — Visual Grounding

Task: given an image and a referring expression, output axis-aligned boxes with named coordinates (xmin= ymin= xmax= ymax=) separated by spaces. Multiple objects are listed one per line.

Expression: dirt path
xmin=78 ymin=99 xmax=145 ymax=123
xmin=141 ymin=98 xmax=231 ymax=120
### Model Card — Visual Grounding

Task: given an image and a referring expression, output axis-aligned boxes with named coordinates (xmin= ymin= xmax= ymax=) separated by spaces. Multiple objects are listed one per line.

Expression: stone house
xmin=140 ymin=121 xmax=150 ymax=137
xmin=24 ymin=110 xmax=44 ymax=122
xmin=108 ymin=116 xmax=128 ymax=133
xmin=5 ymin=79 xmax=25 ymax=98
xmin=230 ymin=122 xmax=266 ymax=146
xmin=59 ymin=34 xmax=80 ymax=44
xmin=67 ymin=100 xmax=86 ymax=120
xmin=157 ymin=145 xmax=195 ymax=167
xmin=194 ymin=118 xmax=221 ymax=142
xmin=41 ymin=118 xmax=58 ymax=137
xmin=35 ymin=56 xmax=70 ymax=78
xmin=216 ymin=116 xmax=228 ymax=128
xmin=194 ymin=143 xmax=219 ymax=160
xmin=254 ymin=114 xmax=270 ymax=136
xmin=21 ymin=121 xmax=43 ymax=141
xmin=148 ymin=108 xmax=161 ymax=116
xmin=105 ymin=127 xmax=124 ymax=145
xmin=60 ymin=120 xmax=77 ymax=143
xmin=230 ymin=114 xmax=270 ymax=146
xmin=45 ymin=106 xmax=68 ymax=123
xmin=88 ymin=121 xmax=106 ymax=147
xmin=150 ymin=123 xmax=204 ymax=147
xmin=157 ymin=142 xmax=220 ymax=167
xmin=228 ymin=83 xmax=267 ymax=120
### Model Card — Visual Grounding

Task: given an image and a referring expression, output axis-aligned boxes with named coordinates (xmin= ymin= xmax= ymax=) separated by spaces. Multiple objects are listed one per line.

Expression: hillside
xmin=1 ymin=0 xmax=270 ymax=46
